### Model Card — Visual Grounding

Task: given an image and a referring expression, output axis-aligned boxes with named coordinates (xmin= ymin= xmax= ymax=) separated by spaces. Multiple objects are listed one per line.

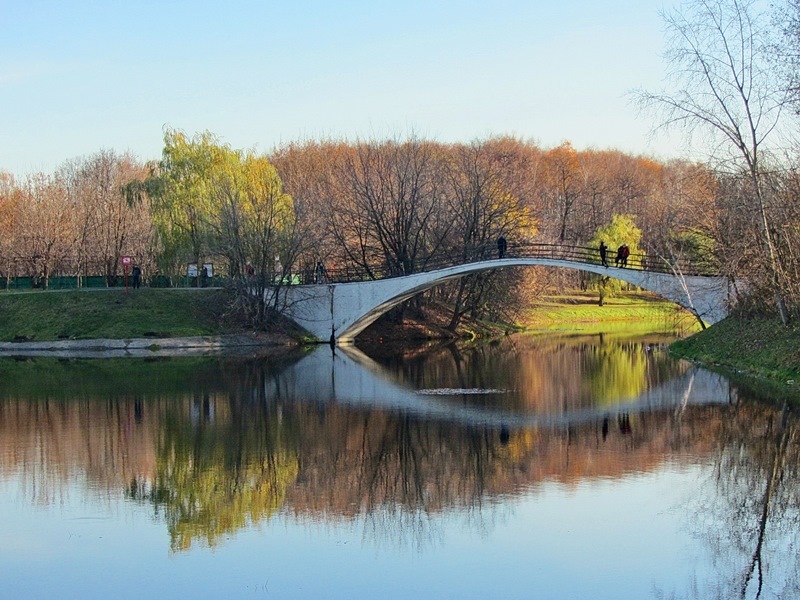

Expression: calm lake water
xmin=1 ymin=332 xmax=798 ymax=599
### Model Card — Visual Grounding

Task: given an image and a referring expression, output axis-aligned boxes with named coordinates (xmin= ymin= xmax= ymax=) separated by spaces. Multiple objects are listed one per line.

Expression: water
xmin=0 ymin=332 xmax=798 ymax=599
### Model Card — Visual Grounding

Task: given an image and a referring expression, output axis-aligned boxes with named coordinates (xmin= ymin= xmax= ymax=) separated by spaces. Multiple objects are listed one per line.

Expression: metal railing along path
xmin=310 ymin=243 xmax=714 ymax=285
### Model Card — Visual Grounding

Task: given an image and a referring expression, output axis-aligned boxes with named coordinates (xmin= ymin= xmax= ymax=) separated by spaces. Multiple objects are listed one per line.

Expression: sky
xmin=0 ymin=0 xmax=685 ymax=176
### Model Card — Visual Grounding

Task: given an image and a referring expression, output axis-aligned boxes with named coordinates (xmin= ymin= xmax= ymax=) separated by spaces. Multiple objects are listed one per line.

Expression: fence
xmin=1 ymin=243 xmax=714 ymax=291
xmin=0 ymin=274 xmax=220 ymax=291
xmin=315 ymin=242 xmax=716 ymax=284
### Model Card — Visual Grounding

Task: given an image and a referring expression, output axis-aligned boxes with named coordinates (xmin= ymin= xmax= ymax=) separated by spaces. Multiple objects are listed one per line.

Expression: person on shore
xmin=599 ymin=241 xmax=608 ymax=267
xmin=497 ymin=235 xmax=507 ymax=259
xmin=245 ymin=261 xmax=254 ymax=278
xmin=131 ymin=264 xmax=141 ymax=289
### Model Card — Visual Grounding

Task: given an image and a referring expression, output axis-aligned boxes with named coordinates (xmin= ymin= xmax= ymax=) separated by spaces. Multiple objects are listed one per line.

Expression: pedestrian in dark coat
xmin=497 ymin=235 xmax=507 ymax=259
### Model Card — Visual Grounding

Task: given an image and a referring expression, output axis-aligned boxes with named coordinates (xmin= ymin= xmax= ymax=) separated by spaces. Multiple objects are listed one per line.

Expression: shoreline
xmin=0 ymin=333 xmax=301 ymax=358
xmin=668 ymin=316 xmax=800 ymax=400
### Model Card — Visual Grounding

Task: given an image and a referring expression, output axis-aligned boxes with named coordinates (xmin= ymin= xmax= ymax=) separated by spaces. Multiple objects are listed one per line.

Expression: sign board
xmin=187 ymin=263 xmax=198 ymax=277
xmin=122 ymin=256 xmax=132 ymax=266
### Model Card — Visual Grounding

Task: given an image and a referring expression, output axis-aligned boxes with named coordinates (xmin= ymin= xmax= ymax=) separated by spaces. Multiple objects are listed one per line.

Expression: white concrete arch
xmin=281 ymin=258 xmax=732 ymax=343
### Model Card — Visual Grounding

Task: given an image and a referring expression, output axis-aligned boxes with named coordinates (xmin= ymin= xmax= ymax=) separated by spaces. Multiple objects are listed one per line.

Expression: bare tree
xmin=335 ymin=137 xmax=443 ymax=278
xmin=440 ymin=141 xmax=535 ymax=329
xmin=539 ymin=142 xmax=583 ymax=243
xmin=61 ymin=151 xmax=152 ymax=286
xmin=638 ymin=0 xmax=792 ymax=323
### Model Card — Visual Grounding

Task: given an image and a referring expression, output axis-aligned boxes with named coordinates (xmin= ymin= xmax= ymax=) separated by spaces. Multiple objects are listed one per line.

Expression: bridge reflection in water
xmin=266 ymin=344 xmax=733 ymax=429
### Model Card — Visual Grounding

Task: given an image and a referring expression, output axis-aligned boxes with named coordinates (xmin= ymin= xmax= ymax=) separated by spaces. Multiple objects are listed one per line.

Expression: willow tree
xmin=588 ymin=214 xmax=643 ymax=306
xmin=209 ymin=152 xmax=297 ymax=321
xmin=148 ymin=128 xmax=235 ymax=276
xmin=148 ymin=128 xmax=297 ymax=324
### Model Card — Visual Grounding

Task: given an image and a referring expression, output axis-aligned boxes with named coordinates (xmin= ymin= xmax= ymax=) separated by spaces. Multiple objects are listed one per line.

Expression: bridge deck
xmin=296 ymin=242 xmax=715 ymax=286
xmin=282 ymin=251 xmax=730 ymax=342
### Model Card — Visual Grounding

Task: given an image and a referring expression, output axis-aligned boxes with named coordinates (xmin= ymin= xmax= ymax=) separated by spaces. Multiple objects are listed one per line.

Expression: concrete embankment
xmin=0 ymin=334 xmax=296 ymax=358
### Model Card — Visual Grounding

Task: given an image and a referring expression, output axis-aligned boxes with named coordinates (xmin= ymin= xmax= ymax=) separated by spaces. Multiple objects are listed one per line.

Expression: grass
xmin=670 ymin=315 xmax=800 ymax=385
xmin=0 ymin=287 xmax=703 ymax=344
xmin=0 ymin=288 xmax=233 ymax=342
xmin=518 ymin=291 xmax=702 ymax=335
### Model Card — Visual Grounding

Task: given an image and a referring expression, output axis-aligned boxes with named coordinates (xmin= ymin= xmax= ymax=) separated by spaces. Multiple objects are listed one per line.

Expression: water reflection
xmin=679 ymin=402 xmax=800 ymax=599
xmin=0 ymin=335 xmax=798 ymax=598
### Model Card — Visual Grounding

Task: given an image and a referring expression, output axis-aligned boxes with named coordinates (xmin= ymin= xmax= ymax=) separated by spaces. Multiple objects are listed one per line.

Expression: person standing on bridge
xmin=615 ymin=245 xmax=624 ymax=267
xmin=315 ymin=260 xmax=327 ymax=283
xmin=497 ymin=235 xmax=507 ymax=259
xmin=621 ymin=244 xmax=630 ymax=267
xmin=599 ymin=241 xmax=608 ymax=267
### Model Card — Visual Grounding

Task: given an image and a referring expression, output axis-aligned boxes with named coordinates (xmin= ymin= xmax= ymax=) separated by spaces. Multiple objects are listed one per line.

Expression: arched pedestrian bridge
xmin=280 ymin=243 xmax=732 ymax=343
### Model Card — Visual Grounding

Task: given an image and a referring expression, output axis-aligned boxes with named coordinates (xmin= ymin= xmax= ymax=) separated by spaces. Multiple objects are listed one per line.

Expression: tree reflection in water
xmin=0 ymin=336 xmax=797 ymax=587
xmin=674 ymin=401 xmax=800 ymax=600
xmin=126 ymin=390 xmax=300 ymax=552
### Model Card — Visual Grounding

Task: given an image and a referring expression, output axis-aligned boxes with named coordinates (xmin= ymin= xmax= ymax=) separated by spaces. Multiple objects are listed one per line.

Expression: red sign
xmin=122 ymin=256 xmax=132 ymax=266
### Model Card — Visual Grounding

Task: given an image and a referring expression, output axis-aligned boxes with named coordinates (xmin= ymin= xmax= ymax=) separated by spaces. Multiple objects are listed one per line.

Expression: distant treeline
xmin=1 ymin=133 xmax=798 ymax=327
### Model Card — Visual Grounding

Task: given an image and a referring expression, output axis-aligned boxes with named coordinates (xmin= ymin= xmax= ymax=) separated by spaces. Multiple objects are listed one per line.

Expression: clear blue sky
xmin=1 ymin=0 xmax=682 ymax=176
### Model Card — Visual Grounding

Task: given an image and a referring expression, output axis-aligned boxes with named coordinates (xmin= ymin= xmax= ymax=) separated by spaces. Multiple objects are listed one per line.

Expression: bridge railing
xmin=312 ymin=243 xmax=714 ymax=284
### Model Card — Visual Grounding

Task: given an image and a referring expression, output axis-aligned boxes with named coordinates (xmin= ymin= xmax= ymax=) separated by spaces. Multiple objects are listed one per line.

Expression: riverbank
xmin=0 ymin=333 xmax=299 ymax=358
xmin=670 ymin=315 xmax=800 ymax=392
xmin=0 ymin=288 xmax=697 ymax=350
xmin=518 ymin=291 xmax=701 ymax=334
xmin=354 ymin=291 xmax=699 ymax=347
xmin=0 ymin=288 xmax=234 ymax=341
xmin=0 ymin=287 xmax=302 ymax=355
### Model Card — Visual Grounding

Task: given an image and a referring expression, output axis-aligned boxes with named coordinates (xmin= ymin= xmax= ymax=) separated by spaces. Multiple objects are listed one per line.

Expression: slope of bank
xmin=0 ymin=288 xmax=229 ymax=341
xmin=519 ymin=291 xmax=701 ymax=334
xmin=0 ymin=288 xmax=298 ymax=347
xmin=670 ymin=316 xmax=800 ymax=387
xmin=357 ymin=291 xmax=700 ymax=344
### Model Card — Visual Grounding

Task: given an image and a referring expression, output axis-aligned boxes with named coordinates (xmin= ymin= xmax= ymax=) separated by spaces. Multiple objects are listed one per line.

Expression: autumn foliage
xmin=2 ymin=132 xmax=799 ymax=326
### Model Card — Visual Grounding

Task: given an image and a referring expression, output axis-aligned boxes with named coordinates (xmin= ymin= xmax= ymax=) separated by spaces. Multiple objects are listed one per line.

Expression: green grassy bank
xmin=0 ymin=288 xmax=700 ymax=343
xmin=519 ymin=291 xmax=702 ymax=335
xmin=670 ymin=316 xmax=800 ymax=387
xmin=0 ymin=288 xmax=232 ymax=341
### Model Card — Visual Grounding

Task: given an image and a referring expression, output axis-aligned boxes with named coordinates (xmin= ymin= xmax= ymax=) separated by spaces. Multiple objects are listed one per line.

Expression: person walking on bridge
xmin=599 ymin=241 xmax=608 ymax=267
xmin=497 ymin=235 xmax=507 ymax=259
xmin=315 ymin=260 xmax=327 ymax=283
